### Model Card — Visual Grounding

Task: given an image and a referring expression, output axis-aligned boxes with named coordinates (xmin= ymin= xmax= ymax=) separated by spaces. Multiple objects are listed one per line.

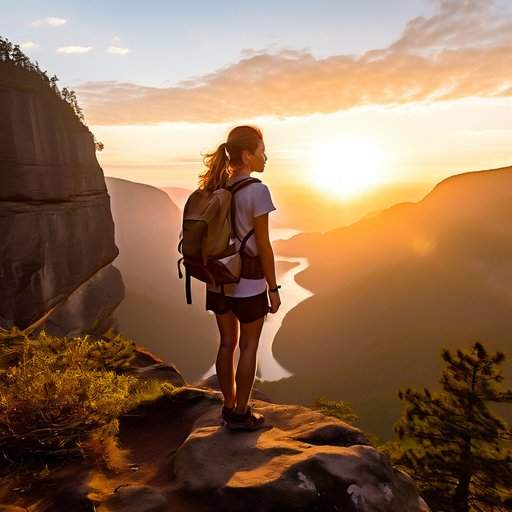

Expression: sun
xmin=307 ymin=137 xmax=389 ymax=199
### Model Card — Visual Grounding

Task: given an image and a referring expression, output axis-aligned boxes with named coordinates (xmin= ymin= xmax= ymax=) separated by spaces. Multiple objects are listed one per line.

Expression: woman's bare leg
xmin=214 ymin=311 xmax=239 ymax=408
xmin=235 ymin=315 xmax=265 ymax=413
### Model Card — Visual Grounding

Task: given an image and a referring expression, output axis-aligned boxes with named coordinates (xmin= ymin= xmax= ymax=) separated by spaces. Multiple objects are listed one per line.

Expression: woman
xmin=198 ymin=125 xmax=281 ymax=430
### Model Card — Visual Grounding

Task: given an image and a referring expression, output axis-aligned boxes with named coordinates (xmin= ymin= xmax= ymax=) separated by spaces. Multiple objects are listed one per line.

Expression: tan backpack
xmin=177 ymin=177 xmax=264 ymax=304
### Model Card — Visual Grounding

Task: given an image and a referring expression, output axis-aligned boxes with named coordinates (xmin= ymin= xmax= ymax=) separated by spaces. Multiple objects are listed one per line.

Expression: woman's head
xmin=198 ymin=125 xmax=266 ymax=191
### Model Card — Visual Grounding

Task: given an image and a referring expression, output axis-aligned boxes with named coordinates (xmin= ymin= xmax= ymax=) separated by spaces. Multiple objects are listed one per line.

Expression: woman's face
xmin=246 ymin=139 xmax=267 ymax=173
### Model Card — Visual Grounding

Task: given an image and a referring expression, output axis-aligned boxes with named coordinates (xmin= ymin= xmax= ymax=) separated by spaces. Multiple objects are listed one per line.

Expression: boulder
xmin=127 ymin=346 xmax=187 ymax=386
xmin=172 ymin=387 xmax=426 ymax=512
xmin=101 ymin=485 xmax=168 ymax=512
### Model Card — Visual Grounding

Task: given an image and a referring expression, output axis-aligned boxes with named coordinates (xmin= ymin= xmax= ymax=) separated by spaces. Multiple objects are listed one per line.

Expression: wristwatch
xmin=269 ymin=285 xmax=281 ymax=293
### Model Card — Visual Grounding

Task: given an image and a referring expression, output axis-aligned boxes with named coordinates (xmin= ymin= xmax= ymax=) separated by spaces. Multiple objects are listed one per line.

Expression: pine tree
xmin=393 ymin=342 xmax=512 ymax=512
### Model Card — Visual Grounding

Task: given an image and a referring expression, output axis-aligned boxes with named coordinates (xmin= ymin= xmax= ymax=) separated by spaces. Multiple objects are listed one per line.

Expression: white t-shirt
xmin=206 ymin=174 xmax=276 ymax=297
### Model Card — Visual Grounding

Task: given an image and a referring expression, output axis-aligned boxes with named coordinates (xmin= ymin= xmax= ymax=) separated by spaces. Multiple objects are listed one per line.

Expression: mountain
xmin=161 ymin=181 xmax=432 ymax=233
xmin=262 ymin=165 xmax=512 ymax=439
xmin=269 ymin=180 xmax=433 ymax=233
xmin=0 ymin=59 xmax=123 ymax=336
xmin=161 ymin=186 xmax=192 ymax=210
xmin=105 ymin=177 xmax=221 ymax=381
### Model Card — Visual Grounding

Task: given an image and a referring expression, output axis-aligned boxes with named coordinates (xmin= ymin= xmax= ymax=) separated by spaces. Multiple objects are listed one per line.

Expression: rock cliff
xmin=0 ymin=60 xmax=124 ymax=336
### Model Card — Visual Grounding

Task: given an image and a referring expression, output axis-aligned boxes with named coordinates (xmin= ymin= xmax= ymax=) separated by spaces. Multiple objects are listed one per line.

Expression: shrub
xmin=309 ymin=396 xmax=359 ymax=424
xmin=0 ymin=327 xmax=137 ymax=373
xmin=0 ymin=328 xmax=172 ymax=467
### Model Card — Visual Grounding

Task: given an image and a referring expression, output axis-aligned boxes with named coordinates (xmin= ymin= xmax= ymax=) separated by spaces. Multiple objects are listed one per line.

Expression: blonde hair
xmin=198 ymin=125 xmax=263 ymax=191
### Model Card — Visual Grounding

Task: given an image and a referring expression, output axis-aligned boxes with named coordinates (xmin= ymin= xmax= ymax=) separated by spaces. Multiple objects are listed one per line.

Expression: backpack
xmin=177 ymin=176 xmax=264 ymax=304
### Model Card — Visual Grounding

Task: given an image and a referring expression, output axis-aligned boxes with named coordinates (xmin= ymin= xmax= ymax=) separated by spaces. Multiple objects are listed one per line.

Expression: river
xmin=200 ymin=228 xmax=314 ymax=382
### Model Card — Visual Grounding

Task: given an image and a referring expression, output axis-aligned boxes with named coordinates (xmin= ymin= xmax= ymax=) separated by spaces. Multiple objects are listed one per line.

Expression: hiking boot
xmin=221 ymin=404 xmax=237 ymax=424
xmin=225 ymin=404 xmax=265 ymax=431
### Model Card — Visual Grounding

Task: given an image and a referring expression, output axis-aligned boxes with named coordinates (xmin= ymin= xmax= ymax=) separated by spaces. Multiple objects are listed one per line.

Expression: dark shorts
xmin=206 ymin=289 xmax=269 ymax=323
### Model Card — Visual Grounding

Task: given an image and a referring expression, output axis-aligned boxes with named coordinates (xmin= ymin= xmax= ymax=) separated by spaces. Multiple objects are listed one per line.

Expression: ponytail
xmin=198 ymin=142 xmax=231 ymax=191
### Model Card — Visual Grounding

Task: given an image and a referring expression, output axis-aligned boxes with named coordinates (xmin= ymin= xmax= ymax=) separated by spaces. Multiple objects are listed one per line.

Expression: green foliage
xmin=0 ymin=327 xmax=137 ymax=374
xmin=308 ymin=396 xmax=385 ymax=445
xmin=310 ymin=396 xmax=359 ymax=424
xmin=0 ymin=328 xmax=173 ymax=468
xmin=392 ymin=342 xmax=512 ymax=512
xmin=0 ymin=337 xmax=134 ymax=463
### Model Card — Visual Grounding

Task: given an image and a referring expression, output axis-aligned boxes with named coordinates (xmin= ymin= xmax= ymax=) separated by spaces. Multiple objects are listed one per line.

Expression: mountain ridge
xmin=267 ymin=163 xmax=512 ymax=438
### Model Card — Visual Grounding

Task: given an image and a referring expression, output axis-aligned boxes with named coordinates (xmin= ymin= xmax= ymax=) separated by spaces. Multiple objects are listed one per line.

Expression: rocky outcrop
xmin=0 ymin=381 xmax=429 ymax=511
xmin=127 ymin=345 xmax=186 ymax=386
xmin=0 ymin=62 xmax=124 ymax=335
xmin=172 ymin=388 xmax=426 ymax=512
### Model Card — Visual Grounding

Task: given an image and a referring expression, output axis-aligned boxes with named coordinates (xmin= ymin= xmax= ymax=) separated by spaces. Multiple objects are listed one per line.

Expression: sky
xmin=2 ymin=0 xmax=512 ymax=203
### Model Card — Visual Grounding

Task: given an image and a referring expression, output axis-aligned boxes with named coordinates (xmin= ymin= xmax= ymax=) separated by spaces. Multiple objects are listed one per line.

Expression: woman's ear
xmin=242 ymin=148 xmax=252 ymax=165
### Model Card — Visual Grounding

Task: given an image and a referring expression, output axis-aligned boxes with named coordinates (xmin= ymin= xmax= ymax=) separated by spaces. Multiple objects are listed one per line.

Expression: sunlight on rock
xmin=347 ymin=483 xmax=366 ymax=507
xmin=297 ymin=471 xmax=317 ymax=492
xmin=379 ymin=482 xmax=394 ymax=502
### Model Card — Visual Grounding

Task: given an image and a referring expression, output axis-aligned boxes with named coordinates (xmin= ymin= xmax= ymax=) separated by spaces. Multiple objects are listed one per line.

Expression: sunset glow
xmin=7 ymin=0 xmax=512 ymax=199
xmin=4 ymin=0 xmax=512 ymax=488
xmin=307 ymin=137 xmax=389 ymax=199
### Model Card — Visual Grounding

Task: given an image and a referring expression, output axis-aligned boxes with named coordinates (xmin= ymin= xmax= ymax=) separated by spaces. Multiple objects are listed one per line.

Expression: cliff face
xmin=0 ymin=62 xmax=124 ymax=335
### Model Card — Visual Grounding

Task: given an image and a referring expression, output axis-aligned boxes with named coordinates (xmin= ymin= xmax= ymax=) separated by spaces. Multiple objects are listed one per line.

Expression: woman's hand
xmin=268 ymin=290 xmax=281 ymax=314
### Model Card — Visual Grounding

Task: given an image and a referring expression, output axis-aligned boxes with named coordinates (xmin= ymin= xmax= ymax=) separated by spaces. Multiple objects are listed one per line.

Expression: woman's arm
xmin=253 ymin=213 xmax=277 ymax=289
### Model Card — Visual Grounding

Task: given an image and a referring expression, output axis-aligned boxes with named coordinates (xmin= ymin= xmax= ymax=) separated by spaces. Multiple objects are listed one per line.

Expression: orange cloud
xmin=78 ymin=0 xmax=512 ymax=125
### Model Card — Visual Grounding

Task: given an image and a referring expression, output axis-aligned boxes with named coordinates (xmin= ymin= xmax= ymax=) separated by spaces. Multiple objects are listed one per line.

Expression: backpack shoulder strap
xmin=224 ymin=176 xmax=261 ymax=194
xmin=226 ymin=177 xmax=262 ymax=242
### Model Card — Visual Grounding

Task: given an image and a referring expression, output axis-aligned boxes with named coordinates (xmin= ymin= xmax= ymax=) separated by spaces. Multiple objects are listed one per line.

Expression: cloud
xmin=77 ymin=0 xmax=512 ymax=125
xmin=20 ymin=41 xmax=40 ymax=50
xmin=389 ymin=0 xmax=512 ymax=52
xmin=32 ymin=17 xmax=67 ymax=28
xmin=107 ymin=46 xmax=130 ymax=55
xmin=106 ymin=36 xmax=130 ymax=55
xmin=57 ymin=46 xmax=93 ymax=54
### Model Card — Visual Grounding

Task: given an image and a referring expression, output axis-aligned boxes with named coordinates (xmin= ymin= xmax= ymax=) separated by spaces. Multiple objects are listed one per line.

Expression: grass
xmin=0 ymin=327 xmax=177 ymax=471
